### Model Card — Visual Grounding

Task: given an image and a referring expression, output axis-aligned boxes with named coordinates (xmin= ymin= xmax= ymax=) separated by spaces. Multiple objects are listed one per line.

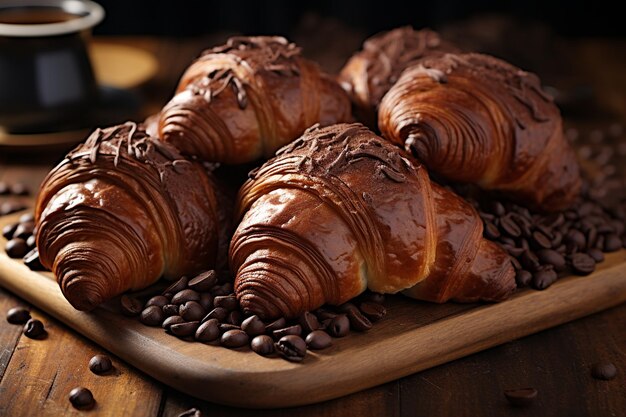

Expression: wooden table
xmin=1 ymin=33 xmax=625 ymax=417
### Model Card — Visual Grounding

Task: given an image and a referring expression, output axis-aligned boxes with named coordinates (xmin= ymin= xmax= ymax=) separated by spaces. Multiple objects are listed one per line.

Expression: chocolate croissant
xmin=158 ymin=36 xmax=352 ymax=164
xmin=35 ymin=122 xmax=225 ymax=311
xmin=338 ymin=27 xmax=459 ymax=127
xmin=230 ymin=123 xmax=515 ymax=319
xmin=378 ymin=53 xmax=581 ymax=211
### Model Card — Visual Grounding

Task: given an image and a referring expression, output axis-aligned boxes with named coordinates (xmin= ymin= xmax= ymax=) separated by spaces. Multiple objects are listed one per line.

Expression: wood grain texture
xmin=1 ymin=213 xmax=625 ymax=408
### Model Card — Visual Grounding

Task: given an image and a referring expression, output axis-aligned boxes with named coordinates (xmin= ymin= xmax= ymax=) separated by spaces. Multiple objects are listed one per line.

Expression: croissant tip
xmin=62 ymin=280 xmax=104 ymax=311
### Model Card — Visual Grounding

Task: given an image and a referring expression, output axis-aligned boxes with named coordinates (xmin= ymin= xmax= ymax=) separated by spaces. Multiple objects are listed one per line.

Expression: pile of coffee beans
xmin=0 ymin=181 xmax=29 ymax=216
xmin=5 ymin=306 xmax=46 ymax=339
xmin=124 ymin=270 xmax=387 ymax=362
xmin=2 ymin=212 xmax=45 ymax=271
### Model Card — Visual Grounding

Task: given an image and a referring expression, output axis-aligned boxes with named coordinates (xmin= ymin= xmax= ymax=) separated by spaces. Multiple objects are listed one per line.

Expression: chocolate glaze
xmin=379 ymin=52 xmax=581 ymax=211
xmin=158 ymin=36 xmax=352 ymax=164
xmin=339 ymin=27 xmax=459 ymax=126
xmin=35 ymin=122 xmax=225 ymax=311
xmin=231 ymin=123 xmax=515 ymax=319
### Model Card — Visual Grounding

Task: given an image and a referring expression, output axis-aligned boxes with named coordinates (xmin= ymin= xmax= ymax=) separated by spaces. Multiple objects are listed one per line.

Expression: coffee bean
xmin=531 ymin=230 xmax=552 ymax=249
xmin=241 ymin=315 xmax=265 ymax=336
xmin=23 ymin=318 xmax=45 ymax=339
xmin=251 ymin=335 xmax=275 ymax=356
xmin=565 ymin=229 xmax=586 ymax=251
xmin=570 ymin=253 xmax=596 ymax=275
xmin=346 ymin=307 xmax=372 ymax=331
xmin=195 ymin=319 xmax=220 ymax=342
xmin=89 ymin=354 xmax=113 ymax=374
xmin=500 ymin=214 xmax=522 ymax=238
xmin=305 ymin=330 xmax=333 ymax=350
xmin=146 ymin=295 xmax=169 ymax=308
xmin=326 ymin=314 xmax=350 ymax=337
xmin=179 ymin=301 xmax=205 ymax=322
xmin=359 ymin=302 xmax=386 ymax=322
xmin=221 ymin=329 xmax=249 ymax=348
xmin=162 ymin=315 xmax=185 ymax=330
xmin=483 ymin=222 xmax=501 ymax=239
xmin=211 ymin=283 xmax=232 ymax=296
xmin=503 ymin=388 xmax=537 ymax=407
xmin=603 ymin=233 xmax=622 ymax=252
xmin=203 ymin=307 xmax=228 ymax=322
xmin=532 ymin=267 xmax=558 ymax=290
xmin=19 ymin=212 xmax=34 ymax=223
xmin=591 ymin=362 xmax=617 ymax=380
xmin=5 ymin=238 xmax=28 ymax=258
xmin=504 ymin=245 xmax=524 ymax=257
xmin=163 ymin=276 xmax=189 ymax=296
xmin=198 ymin=293 xmax=214 ymax=311
xmin=170 ymin=321 xmax=200 ymax=337
xmin=265 ymin=317 xmax=287 ymax=333
xmin=10 ymin=183 xmax=29 ymax=196
xmin=219 ymin=323 xmax=240 ymax=333
xmin=299 ymin=311 xmax=320 ymax=333
xmin=13 ymin=222 xmax=34 ymax=240
xmin=0 ymin=201 xmax=26 ymax=216
xmin=178 ymin=407 xmax=202 ymax=417
xmin=313 ymin=308 xmax=337 ymax=321
xmin=510 ymin=256 xmax=522 ymax=270
xmin=140 ymin=305 xmax=165 ymax=326
xmin=2 ymin=223 xmax=17 ymax=239
xmin=520 ymin=250 xmax=540 ymax=271
xmin=536 ymin=249 xmax=566 ymax=272
xmin=171 ymin=289 xmax=200 ymax=305
xmin=69 ymin=387 xmax=95 ymax=409
xmin=188 ymin=270 xmax=218 ymax=292
xmin=515 ymin=270 xmax=532 ymax=287
xmin=120 ymin=295 xmax=143 ymax=316
xmin=162 ymin=304 xmax=179 ymax=317
xmin=275 ymin=335 xmax=307 ymax=362
xmin=6 ymin=307 xmax=30 ymax=324
xmin=273 ymin=324 xmax=302 ymax=339
xmin=489 ymin=201 xmax=506 ymax=216
xmin=227 ymin=310 xmax=243 ymax=326
xmin=587 ymin=248 xmax=605 ymax=262
xmin=213 ymin=295 xmax=238 ymax=311
xmin=26 ymin=235 xmax=36 ymax=249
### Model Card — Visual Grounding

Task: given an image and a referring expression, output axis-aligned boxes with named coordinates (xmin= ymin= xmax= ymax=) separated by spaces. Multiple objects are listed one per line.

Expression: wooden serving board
xmin=1 ymin=213 xmax=625 ymax=408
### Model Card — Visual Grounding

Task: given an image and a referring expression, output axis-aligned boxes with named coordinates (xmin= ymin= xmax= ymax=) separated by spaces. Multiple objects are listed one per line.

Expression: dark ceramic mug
xmin=0 ymin=0 xmax=104 ymax=133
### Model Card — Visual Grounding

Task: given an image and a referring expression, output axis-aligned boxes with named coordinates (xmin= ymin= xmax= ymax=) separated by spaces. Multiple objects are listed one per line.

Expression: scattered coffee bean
xmin=203 ymin=307 xmax=228 ymax=322
xmin=6 ymin=307 xmax=30 ymax=324
xmin=346 ymin=307 xmax=372 ymax=331
xmin=188 ymin=270 xmax=218 ymax=291
xmin=178 ymin=408 xmax=202 ymax=417
xmin=537 ymin=249 xmax=566 ymax=272
xmin=314 ymin=308 xmax=338 ymax=321
xmin=170 ymin=321 xmax=200 ymax=337
xmin=221 ymin=329 xmax=249 ymax=348
xmin=520 ymin=250 xmax=540 ymax=271
xmin=326 ymin=314 xmax=350 ymax=337
xmin=2 ymin=223 xmax=17 ymax=239
xmin=19 ymin=212 xmax=34 ymax=223
xmin=359 ymin=302 xmax=386 ymax=322
xmin=162 ymin=304 xmax=179 ymax=317
xmin=163 ymin=276 xmax=189 ymax=295
xmin=591 ymin=362 xmax=617 ymax=380
xmin=515 ymin=270 xmax=533 ymax=287
xmin=587 ymin=248 xmax=605 ymax=262
xmin=5 ymin=238 xmax=28 ymax=258
xmin=531 ymin=230 xmax=552 ymax=249
xmin=13 ymin=222 xmax=34 ymax=240
xmin=570 ymin=253 xmax=596 ymax=275
xmin=89 ymin=354 xmax=113 ymax=374
xmin=219 ymin=323 xmax=240 ymax=333
xmin=69 ymin=387 xmax=95 ymax=410
xmin=140 ymin=305 xmax=165 ymax=326
xmin=10 ymin=183 xmax=29 ymax=196
xmin=251 ymin=335 xmax=275 ymax=356
xmin=213 ymin=295 xmax=238 ymax=311
xmin=195 ymin=319 xmax=220 ymax=342
xmin=503 ymin=388 xmax=537 ymax=407
xmin=0 ymin=201 xmax=26 ymax=216
xmin=227 ymin=310 xmax=243 ymax=326
xmin=171 ymin=289 xmax=200 ymax=305
xmin=305 ymin=330 xmax=333 ymax=350
xmin=120 ymin=295 xmax=143 ymax=316
xmin=265 ymin=317 xmax=287 ymax=333
xmin=146 ymin=295 xmax=169 ymax=308
xmin=299 ymin=311 xmax=320 ymax=333
xmin=500 ymin=214 xmax=522 ymax=238
xmin=532 ymin=267 xmax=558 ymax=290
xmin=241 ymin=315 xmax=265 ymax=336
xmin=23 ymin=318 xmax=45 ymax=339
xmin=26 ymin=235 xmax=36 ymax=249
xmin=162 ymin=315 xmax=185 ymax=331
xmin=604 ymin=234 xmax=622 ymax=252
xmin=483 ymin=221 xmax=501 ymax=239
xmin=179 ymin=301 xmax=205 ymax=322
xmin=198 ymin=293 xmax=213 ymax=311
xmin=275 ymin=335 xmax=307 ymax=362
xmin=273 ymin=324 xmax=302 ymax=339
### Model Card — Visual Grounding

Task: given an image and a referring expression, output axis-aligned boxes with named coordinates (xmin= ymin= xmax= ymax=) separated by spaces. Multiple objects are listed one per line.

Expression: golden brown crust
xmin=338 ymin=27 xmax=459 ymax=126
xmin=378 ymin=53 xmax=581 ymax=211
xmin=231 ymin=123 xmax=515 ymax=319
xmin=158 ymin=36 xmax=352 ymax=164
xmin=35 ymin=122 xmax=225 ymax=311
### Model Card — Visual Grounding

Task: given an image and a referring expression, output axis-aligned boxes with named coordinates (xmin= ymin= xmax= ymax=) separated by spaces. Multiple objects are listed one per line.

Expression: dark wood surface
xmin=1 ymin=31 xmax=625 ymax=416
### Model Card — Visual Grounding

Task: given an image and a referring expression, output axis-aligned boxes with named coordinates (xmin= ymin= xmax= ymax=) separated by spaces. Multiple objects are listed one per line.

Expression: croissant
xmin=157 ymin=36 xmax=352 ymax=164
xmin=230 ymin=123 xmax=515 ymax=319
xmin=35 ymin=122 xmax=225 ymax=311
xmin=378 ymin=53 xmax=581 ymax=211
xmin=338 ymin=27 xmax=459 ymax=127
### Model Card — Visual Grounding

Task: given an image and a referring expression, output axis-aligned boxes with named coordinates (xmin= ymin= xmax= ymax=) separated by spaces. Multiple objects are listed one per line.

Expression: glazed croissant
xmin=230 ymin=123 xmax=515 ymax=319
xmin=157 ymin=36 xmax=352 ymax=164
xmin=35 ymin=122 xmax=225 ymax=311
xmin=378 ymin=53 xmax=581 ymax=211
xmin=338 ymin=27 xmax=459 ymax=127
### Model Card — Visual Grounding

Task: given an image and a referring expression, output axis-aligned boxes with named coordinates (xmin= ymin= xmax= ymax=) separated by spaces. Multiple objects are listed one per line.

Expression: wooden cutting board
xmin=0 ymin=212 xmax=625 ymax=408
